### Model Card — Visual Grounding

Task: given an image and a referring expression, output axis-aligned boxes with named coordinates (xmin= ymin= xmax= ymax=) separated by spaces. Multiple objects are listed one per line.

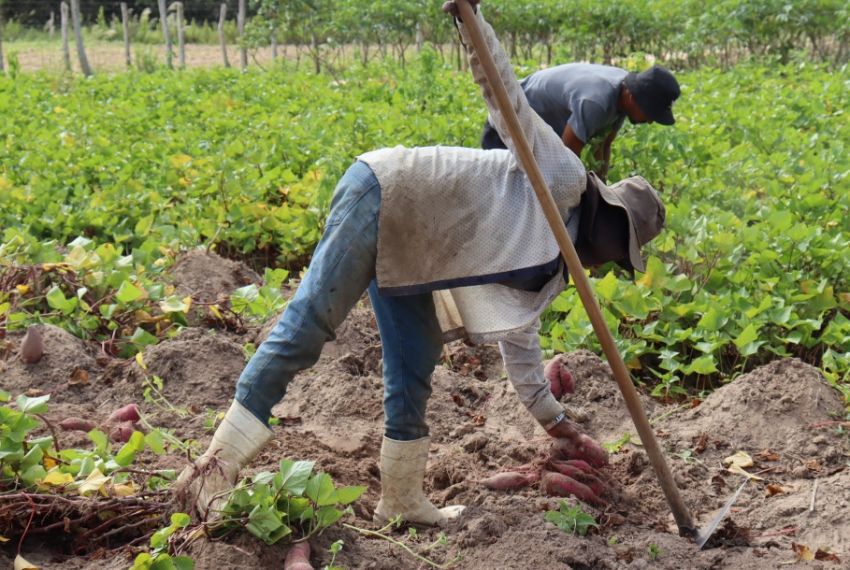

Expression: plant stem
xmin=341 ymin=523 xmax=459 ymax=569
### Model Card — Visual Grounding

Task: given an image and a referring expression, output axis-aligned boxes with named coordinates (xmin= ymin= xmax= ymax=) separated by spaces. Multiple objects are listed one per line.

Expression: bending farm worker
xmin=480 ymin=62 xmax=680 ymax=180
xmin=176 ymin=0 xmax=666 ymax=526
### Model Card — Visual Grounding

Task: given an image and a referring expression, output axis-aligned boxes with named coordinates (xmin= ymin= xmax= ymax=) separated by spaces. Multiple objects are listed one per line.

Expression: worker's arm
xmin=452 ymin=4 xmax=574 ymax=172
xmin=561 ymin=124 xmax=586 ymax=158
xmin=499 ymin=320 xmax=610 ymax=467
xmin=590 ymin=125 xmax=620 ymax=181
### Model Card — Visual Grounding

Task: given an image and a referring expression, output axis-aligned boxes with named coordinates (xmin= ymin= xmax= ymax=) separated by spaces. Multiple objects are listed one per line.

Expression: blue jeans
xmin=235 ymin=161 xmax=442 ymax=441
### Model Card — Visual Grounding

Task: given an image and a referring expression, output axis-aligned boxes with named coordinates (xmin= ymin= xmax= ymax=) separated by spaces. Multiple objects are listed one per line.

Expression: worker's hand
xmin=547 ymin=418 xmax=609 ymax=468
xmin=442 ymin=0 xmax=480 ymax=18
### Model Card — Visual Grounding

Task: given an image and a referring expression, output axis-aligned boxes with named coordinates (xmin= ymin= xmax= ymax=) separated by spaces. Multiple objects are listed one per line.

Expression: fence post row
xmin=218 ymin=3 xmax=230 ymax=68
xmin=237 ymin=0 xmax=247 ymax=71
xmin=0 ymin=11 xmax=5 ymax=74
xmin=157 ymin=0 xmax=173 ymax=70
xmin=120 ymin=2 xmax=131 ymax=68
xmin=69 ymin=0 xmax=92 ymax=76
xmin=175 ymin=2 xmax=185 ymax=69
xmin=59 ymin=1 xmax=71 ymax=72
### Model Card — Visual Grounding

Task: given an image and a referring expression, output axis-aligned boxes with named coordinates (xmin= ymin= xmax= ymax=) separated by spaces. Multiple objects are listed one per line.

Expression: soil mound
xmin=0 ymin=324 xmax=99 ymax=403
xmin=168 ymin=249 xmax=261 ymax=303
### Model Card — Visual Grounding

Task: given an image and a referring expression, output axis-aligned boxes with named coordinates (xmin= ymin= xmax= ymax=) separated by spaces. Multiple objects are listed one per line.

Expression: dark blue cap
xmin=623 ymin=66 xmax=680 ymax=125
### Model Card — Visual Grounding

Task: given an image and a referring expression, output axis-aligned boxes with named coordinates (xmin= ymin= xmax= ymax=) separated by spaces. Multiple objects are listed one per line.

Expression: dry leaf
xmin=756 ymin=449 xmax=781 ymax=461
xmin=727 ymin=463 xmax=764 ymax=481
xmin=793 ymin=542 xmax=815 ymax=561
xmin=68 ymin=367 xmax=89 ymax=386
xmin=78 ymin=469 xmax=110 ymax=496
xmin=39 ymin=470 xmax=74 ymax=488
xmin=814 ymin=549 xmax=841 ymax=562
xmin=723 ymin=451 xmax=755 ymax=469
xmin=0 ymin=535 xmax=9 ymax=543
xmin=25 ymin=388 xmax=45 ymax=397
xmin=14 ymin=555 xmax=40 ymax=570
xmin=766 ymin=483 xmax=790 ymax=497
xmin=804 ymin=459 xmax=822 ymax=472
xmin=109 ymin=482 xmax=138 ymax=497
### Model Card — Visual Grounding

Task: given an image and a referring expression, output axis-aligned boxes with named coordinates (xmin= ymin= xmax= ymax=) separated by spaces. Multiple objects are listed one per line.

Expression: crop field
xmin=1 ymin=2 xmax=850 ymax=569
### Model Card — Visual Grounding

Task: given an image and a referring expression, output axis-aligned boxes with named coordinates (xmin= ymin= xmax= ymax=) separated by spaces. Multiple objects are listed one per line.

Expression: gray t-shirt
xmin=519 ymin=63 xmax=628 ymax=144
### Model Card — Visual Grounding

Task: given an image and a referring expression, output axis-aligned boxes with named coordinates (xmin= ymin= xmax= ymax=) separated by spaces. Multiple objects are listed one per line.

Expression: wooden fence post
xmin=0 ymin=12 xmax=5 ymax=74
xmin=46 ymin=12 xmax=56 ymax=38
xmin=175 ymin=2 xmax=185 ymax=69
xmin=70 ymin=0 xmax=93 ymax=76
xmin=238 ymin=0 xmax=247 ymax=71
xmin=60 ymin=2 xmax=71 ymax=72
xmin=157 ymin=0 xmax=173 ymax=69
xmin=218 ymin=3 xmax=230 ymax=68
xmin=120 ymin=2 xmax=131 ymax=68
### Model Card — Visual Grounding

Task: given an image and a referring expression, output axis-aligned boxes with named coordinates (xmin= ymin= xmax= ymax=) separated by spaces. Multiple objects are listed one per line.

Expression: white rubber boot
xmin=374 ymin=436 xmax=465 ymax=526
xmin=176 ymin=400 xmax=273 ymax=519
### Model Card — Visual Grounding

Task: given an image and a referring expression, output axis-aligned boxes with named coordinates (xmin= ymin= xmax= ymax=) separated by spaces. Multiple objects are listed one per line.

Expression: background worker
xmin=177 ymin=0 xmax=665 ymax=527
xmin=481 ymin=62 xmax=681 ymax=180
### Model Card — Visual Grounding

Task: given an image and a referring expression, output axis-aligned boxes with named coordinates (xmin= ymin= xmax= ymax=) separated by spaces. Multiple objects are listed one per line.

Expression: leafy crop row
xmin=1 ymin=55 xmax=848 ymax=396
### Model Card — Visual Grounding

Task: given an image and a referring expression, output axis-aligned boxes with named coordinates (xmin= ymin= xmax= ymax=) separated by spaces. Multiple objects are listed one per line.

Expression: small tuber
xmin=19 ymin=326 xmax=44 ymax=364
xmin=58 ymin=418 xmax=96 ymax=432
xmin=106 ymin=404 xmax=141 ymax=424
xmin=109 ymin=422 xmax=136 ymax=443
xmin=480 ymin=471 xmax=536 ymax=490
xmin=544 ymin=356 xmax=575 ymax=399
xmin=284 ymin=541 xmax=313 ymax=570
xmin=541 ymin=472 xmax=606 ymax=505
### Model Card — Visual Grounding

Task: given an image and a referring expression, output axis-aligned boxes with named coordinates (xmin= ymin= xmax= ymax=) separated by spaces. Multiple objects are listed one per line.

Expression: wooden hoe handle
xmin=454 ymin=0 xmax=696 ymax=536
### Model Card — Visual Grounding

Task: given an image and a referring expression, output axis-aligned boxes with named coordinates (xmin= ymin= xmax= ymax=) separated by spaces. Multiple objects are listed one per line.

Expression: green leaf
xmin=17 ymin=394 xmax=50 ymax=414
xmin=733 ymin=324 xmax=759 ymax=349
xmin=595 ymin=272 xmax=618 ymax=301
xmin=336 ymin=485 xmax=366 ymax=505
xmin=684 ymin=355 xmax=718 ymax=375
xmin=170 ymin=512 xmax=191 ymax=527
xmin=88 ymin=429 xmax=109 ymax=454
xmin=114 ymin=431 xmax=146 ymax=466
xmin=306 ymin=472 xmax=337 ymax=506
xmin=145 ymin=430 xmax=166 ymax=455
xmin=279 ymin=459 xmax=314 ymax=496
xmin=117 ymin=281 xmax=144 ymax=304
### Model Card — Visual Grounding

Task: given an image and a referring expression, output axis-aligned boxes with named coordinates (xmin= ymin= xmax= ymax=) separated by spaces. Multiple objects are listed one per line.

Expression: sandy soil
xmin=1 ymin=250 xmax=848 ymax=569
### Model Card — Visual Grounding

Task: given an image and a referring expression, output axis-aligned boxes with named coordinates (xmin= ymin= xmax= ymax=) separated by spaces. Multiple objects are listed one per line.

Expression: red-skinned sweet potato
xmin=541 ymin=472 xmax=606 ymax=505
xmin=106 ymin=404 xmax=141 ymax=424
xmin=548 ymin=461 xmax=609 ymax=496
xmin=480 ymin=471 xmax=536 ymax=490
xmin=109 ymin=421 xmax=136 ymax=443
xmin=58 ymin=418 xmax=96 ymax=432
xmin=551 ymin=434 xmax=609 ymax=468
xmin=544 ymin=357 xmax=575 ymax=399
xmin=284 ymin=541 xmax=313 ymax=570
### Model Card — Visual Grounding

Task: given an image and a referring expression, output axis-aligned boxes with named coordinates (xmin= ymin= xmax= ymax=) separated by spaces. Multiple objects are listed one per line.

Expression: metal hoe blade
xmin=696 ymin=480 xmax=748 ymax=549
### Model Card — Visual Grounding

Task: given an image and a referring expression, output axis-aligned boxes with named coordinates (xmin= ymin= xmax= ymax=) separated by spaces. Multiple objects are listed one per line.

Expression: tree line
xmin=2 ymin=0 xmax=848 ymax=68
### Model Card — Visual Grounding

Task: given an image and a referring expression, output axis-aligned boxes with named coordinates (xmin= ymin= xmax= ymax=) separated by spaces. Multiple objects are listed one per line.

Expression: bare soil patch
xmin=2 ymin=253 xmax=848 ymax=569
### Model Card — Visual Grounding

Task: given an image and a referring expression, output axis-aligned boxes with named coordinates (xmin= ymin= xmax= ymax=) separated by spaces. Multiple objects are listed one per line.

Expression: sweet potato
xmin=541 ymin=472 xmax=606 ymax=505
xmin=284 ymin=541 xmax=313 ymax=570
xmin=106 ymin=404 xmax=141 ymax=424
xmin=58 ymin=418 xmax=96 ymax=432
xmin=548 ymin=461 xmax=609 ymax=496
xmin=544 ymin=357 xmax=575 ymax=399
xmin=551 ymin=434 xmax=609 ymax=468
xmin=109 ymin=421 xmax=136 ymax=443
xmin=480 ymin=471 xmax=535 ymax=490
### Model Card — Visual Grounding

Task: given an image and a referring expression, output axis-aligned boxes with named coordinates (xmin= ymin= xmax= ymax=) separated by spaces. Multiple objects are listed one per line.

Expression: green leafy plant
xmin=544 ymin=501 xmax=599 ymax=536
xmin=214 ymin=458 xmax=366 ymax=545
xmin=648 ymin=543 xmax=661 ymax=561
xmin=131 ymin=513 xmax=195 ymax=570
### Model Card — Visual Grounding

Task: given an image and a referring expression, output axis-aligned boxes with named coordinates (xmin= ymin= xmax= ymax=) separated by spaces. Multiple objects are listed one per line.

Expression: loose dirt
xmin=2 ymin=252 xmax=848 ymax=569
